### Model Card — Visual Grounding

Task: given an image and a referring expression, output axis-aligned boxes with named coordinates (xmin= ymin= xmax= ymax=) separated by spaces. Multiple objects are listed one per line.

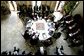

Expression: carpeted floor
xmin=1 ymin=11 xmax=79 ymax=55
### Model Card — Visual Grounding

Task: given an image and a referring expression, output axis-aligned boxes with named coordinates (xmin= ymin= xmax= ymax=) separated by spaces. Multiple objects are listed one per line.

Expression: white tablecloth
xmin=53 ymin=12 xmax=63 ymax=22
xmin=26 ymin=19 xmax=55 ymax=41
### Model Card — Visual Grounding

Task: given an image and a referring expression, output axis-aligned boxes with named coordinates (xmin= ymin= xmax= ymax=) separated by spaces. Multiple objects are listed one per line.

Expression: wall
xmin=41 ymin=1 xmax=47 ymax=5
xmin=16 ymin=1 xmax=26 ymax=5
xmin=72 ymin=1 xmax=83 ymax=22
xmin=50 ymin=1 xmax=56 ymax=10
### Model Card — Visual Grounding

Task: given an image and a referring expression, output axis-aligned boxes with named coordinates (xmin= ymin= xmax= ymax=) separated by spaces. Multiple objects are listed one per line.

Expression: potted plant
xmin=63 ymin=1 xmax=77 ymax=15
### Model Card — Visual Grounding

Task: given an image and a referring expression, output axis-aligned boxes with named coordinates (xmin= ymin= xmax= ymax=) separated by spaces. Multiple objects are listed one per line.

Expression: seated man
xmin=13 ymin=47 xmax=20 ymax=55
xmin=55 ymin=46 xmax=65 ymax=55
xmin=45 ymin=5 xmax=50 ymax=16
xmin=55 ymin=46 xmax=59 ymax=55
xmin=60 ymin=45 xmax=64 ymax=50
xmin=73 ymin=14 xmax=81 ymax=24
xmin=30 ymin=33 xmax=39 ymax=45
xmin=64 ymin=23 xmax=81 ymax=40
xmin=13 ymin=51 xmax=19 ymax=55
xmin=68 ymin=38 xmax=82 ymax=47
xmin=27 ymin=5 xmax=33 ymax=18
xmin=35 ymin=49 xmax=42 ymax=55
xmin=39 ymin=5 xmax=46 ymax=18
xmin=20 ymin=4 xmax=27 ymax=17
xmin=34 ymin=5 xmax=38 ymax=13
xmin=35 ymin=47 xmax=47 ymax=55
xmin=22 ymin=30 xmax=30 ymax=40
xmin=1 ymin=51 xmax=7 ymax=55
xmin=13 ymin=47 xmax=20 ymax=53
xmin=8 ymin=51 xmax=11 ymax=55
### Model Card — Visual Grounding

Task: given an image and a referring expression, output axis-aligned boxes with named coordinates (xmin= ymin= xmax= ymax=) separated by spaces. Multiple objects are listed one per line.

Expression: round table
xmin=26 ymin=19 xmax=55 ymax=41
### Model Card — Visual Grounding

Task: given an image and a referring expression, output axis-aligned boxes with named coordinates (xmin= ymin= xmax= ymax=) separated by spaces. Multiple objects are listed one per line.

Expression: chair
xmin=55 ymin=22 xmax=60 ymax=30
xmin=35 ymin=47 xmax=47 ymax=55
xmin=43 ymin=38 xmax=53 ymax=47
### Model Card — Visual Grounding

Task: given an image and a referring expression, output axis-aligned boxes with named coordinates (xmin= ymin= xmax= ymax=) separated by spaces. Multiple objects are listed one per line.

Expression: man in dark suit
xmin=1 ymin=51 xmax=7 ymax=55
xmin=22 ymin=30 xmax=31 ymax=40
xmin=45 ymin=5 xmax=50 ymax=16
xmin=39 ymin=5 xmax=46 ymax=18
xmin=27 ymin=5 xmax=33 ymax=18
xmin=35 ymin=48 xmax=47 ymax=55
xmin=55 ymin=46 xmax=59 ymax=55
